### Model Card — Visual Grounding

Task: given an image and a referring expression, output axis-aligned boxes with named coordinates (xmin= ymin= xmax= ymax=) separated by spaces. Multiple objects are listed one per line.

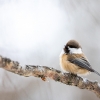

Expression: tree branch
xmin=0 ymin=55 xmax=100 ymax=98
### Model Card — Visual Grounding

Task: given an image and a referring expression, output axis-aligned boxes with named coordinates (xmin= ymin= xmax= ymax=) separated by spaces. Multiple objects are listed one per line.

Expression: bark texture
xmin=0 ymin=55 xmax=100 ymax=98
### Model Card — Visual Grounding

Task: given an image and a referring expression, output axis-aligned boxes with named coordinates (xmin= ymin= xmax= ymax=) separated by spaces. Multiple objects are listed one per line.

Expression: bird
xmin=59 ymin=39 xmax=100 ymax=76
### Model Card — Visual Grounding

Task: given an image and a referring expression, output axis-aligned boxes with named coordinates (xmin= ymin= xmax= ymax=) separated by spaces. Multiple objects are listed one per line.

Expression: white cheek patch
xmin=68 ymin=47 xmax=82 ymax=54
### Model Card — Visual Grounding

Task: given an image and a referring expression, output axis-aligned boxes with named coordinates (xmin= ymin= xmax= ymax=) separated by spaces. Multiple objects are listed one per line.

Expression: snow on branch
xmin=0 ymin=55 xmax=100 ymax=98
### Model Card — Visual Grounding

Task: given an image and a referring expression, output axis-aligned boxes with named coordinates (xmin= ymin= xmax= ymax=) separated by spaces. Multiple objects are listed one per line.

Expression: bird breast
xmin=59 ymin=51 xmax=90 ymax=75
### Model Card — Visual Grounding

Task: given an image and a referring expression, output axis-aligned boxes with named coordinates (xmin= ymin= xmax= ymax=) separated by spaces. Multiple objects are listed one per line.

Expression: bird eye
xmin=69 ymin=45 xmax=75 ymax=48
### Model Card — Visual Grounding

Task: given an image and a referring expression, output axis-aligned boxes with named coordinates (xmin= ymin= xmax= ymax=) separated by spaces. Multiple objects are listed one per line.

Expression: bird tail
xmin=94 ymin=70 xmax=100 ymax=76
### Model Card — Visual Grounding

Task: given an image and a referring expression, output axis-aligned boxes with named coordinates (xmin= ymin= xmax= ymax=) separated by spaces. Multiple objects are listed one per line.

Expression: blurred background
xmin=0 ymin=0 xmax=100 ymax=100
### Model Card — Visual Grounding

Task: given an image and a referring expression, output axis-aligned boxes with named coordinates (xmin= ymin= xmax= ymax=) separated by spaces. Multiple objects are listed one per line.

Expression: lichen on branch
xmin=0 ymin=55 xmax=100 ymax=98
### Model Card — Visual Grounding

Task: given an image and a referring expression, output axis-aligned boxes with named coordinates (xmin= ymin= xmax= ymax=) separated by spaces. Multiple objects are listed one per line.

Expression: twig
xmin=0 ymin=55 xmax=100 ymax=98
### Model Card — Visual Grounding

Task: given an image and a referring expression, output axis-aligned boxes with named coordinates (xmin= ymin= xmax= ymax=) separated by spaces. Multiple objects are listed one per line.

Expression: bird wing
xmin=68 ymin=56 xmax=94 ymax=72
xmin=68 ymin=54 xmax=100 ymax=76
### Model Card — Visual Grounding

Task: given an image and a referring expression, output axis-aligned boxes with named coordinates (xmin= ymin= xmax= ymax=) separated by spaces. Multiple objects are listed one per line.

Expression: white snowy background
xmin=0 ymin=0 xmax=100 ymax=100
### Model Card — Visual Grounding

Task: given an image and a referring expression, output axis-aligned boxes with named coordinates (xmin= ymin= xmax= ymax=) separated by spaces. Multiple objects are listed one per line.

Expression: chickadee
xmin=60 ymin=39 xmax=100 ymax=76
